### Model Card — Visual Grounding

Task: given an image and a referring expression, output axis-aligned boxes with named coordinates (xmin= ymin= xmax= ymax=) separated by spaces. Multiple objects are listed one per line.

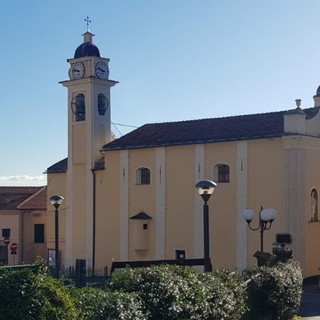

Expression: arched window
xmin=136 ymin=167 xmax=151 ymax=185
xmin=214 ymin=164 xmax=230 ymax=183
xmin=71 ymin=93 xmax=86 ymax=121
xmin=98 ymin=94 xmax=108 ymax=115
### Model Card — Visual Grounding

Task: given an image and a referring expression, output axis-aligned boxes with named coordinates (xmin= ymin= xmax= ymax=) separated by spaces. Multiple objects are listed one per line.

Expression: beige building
xmin=46 ymin=30 xmax=320 ymax=278
xmin=0 ymin=186 xmax=47 ymax=265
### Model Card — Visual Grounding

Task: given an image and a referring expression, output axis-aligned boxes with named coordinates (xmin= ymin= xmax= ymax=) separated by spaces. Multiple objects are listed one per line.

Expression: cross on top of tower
xmin=84 ymin=16 xmax=91 ymax=31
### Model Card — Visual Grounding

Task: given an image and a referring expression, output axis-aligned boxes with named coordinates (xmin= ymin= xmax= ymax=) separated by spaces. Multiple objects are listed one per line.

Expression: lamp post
xmin=195 ymin=180 xmax=217 ymax=272
xmin=50 ymin=195 xmax=64 ymax=278
xmin=242 ymin=206 xmax=277 ymax=265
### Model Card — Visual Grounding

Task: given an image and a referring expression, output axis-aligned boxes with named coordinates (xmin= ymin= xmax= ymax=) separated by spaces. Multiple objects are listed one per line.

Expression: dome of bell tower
xmin=74 ymin=31 xmax=100 ymax=58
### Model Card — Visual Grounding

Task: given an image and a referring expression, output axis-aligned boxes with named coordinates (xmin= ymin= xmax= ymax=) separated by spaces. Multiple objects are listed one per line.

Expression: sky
xmin=1 ymin=0 xmax=320 ymax=186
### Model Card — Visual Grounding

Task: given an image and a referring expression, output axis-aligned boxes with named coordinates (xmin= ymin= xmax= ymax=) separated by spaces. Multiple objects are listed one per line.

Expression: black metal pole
xmin=260 ymin=222 xmax=264 ymax=252
xmin=55 ymin=207 xmax=59 ymax=278
xmin=203 ymin=202 xmax=211 ymax=272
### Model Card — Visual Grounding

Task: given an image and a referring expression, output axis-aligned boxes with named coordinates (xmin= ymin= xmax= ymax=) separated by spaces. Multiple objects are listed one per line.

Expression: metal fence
xmin=61 ymin=265 xmax=109 ymax=287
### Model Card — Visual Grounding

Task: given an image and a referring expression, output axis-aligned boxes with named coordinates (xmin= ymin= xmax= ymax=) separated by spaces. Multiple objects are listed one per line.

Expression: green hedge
xmin=107 ymin=264 xmax=247 ymax=320
xmin=243 ymin=261 xmax=303 ymax=319
xmin=0 ymin=261 xmax=303 ymax=319
xmin=71 ymin=287 xmax=146 ymax=320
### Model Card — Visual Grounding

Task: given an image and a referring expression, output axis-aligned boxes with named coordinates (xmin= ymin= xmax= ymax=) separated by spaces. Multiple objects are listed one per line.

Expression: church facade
xmin=46 ymin=30 xmax=320 ymax=278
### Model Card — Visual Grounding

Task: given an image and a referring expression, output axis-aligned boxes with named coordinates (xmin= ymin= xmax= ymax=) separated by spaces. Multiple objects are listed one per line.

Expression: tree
xmin=0 ymin=267 xmax=78 ymax=320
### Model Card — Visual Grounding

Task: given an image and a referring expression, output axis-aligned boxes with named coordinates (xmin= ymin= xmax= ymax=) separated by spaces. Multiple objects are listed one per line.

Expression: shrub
xmin=108 ymin=264 xmax=200 ymax=319
xmin=107 ymin=264 xmax=247 ymax=320
xmin=243 ymin=261 xmax=303 ymax=320
xmin=0 ymin=267 xmax=78 ymax=320
xmin=198 ymin=269 xmax=248 ymax=319
xmin=71 ymin=287 xmax=147 ymax=320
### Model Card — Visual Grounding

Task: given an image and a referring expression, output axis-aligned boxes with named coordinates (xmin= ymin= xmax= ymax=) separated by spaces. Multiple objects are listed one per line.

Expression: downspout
xmin=20 ymin=210 xmax=25 ymax=263
xmin=91 ymin=169 xmax=96 ymax=277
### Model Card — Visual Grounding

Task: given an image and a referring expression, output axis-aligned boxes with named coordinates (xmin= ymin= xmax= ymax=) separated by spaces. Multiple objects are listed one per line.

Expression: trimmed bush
xmin=71 ymin=287 xmax=147 ymax=320
xmin=198 ymin=269 xmax=248 ymax=319
xmin=0 ymin=267 xmax=78 ymax=320
xmin=0 ymin=261 xmax=302 ymax=319
xmin=243 ymin=261 xmax=303 ymax=320
xmin=107 ymin=264 xmax=247 ymax=320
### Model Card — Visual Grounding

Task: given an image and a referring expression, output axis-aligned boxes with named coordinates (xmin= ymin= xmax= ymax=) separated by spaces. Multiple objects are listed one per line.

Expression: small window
xmin=214 ymin=164 xmax=230 ymax=183
xmin=34 ymin=224 xmax=45 ymax=243
xmin=136 ymin=167 xmax=151 ymax=185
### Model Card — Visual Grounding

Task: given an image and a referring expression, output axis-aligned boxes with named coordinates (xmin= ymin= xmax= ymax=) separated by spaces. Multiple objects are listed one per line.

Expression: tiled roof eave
xmin=45 ymin=169 xmax=67 ymax=174
xmin=103 ymin=133 xmax=284 ymax=151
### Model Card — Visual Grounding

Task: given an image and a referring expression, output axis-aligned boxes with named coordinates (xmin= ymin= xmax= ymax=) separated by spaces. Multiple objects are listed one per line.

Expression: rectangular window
xmin=34 ymin=224 xmax=45 ymax=243
xmin=2 ymin=228 xmax=10 ymax=238
xmin=141 ymin=169 xmax=150 ymax=184
xmin=137 ymin=168 xmax=151 ymax=185
xmin=218 ymin=164 xmax=230 ymax=183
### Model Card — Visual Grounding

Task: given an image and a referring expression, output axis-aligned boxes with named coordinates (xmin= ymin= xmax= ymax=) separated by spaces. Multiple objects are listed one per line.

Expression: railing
xmin=61 ymin=265 xmax=109 ymax=287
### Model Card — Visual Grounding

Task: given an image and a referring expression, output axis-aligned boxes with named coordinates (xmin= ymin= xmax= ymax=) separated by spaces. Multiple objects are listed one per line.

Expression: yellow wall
xmin=165 ymin=146 xmax=196 ymax=259
xmin=0 ymin=210 xmax=20 ymax=265
xmin=95 ymin=151 xmax=121 ymax=270
xmin=304 ymin=144 xmax=320 ymax=276
xmin=128 ymin=148 xmax=156 ymax=260
xmin=22 ymin=211 xmax=47 ymax=264
xmin=205 ymin=142 xmax=238 ymax=268
xmin=47 ymin=172 xmax=67 ymax=268
xmin=46 ymin=135 xmax=320 ymax=278
xmin=246 ymin=138 xmax=284 ymax=266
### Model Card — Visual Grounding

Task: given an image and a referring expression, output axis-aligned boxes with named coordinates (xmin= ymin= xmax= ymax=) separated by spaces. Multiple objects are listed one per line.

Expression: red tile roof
xmin=17 ymin=186 xmax=47 ymax=210
xmin=0 ymin=186 xmax=46 ymax=210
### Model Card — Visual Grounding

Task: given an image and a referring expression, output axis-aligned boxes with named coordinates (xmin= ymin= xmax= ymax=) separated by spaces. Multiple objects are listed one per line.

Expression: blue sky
xmin=1 ymin=0 xmax=320 ymax=186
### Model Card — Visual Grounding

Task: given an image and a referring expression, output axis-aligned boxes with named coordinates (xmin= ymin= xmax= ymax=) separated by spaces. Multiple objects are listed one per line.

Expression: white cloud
xmin=0 ymin=175 xmax=47 ymax=186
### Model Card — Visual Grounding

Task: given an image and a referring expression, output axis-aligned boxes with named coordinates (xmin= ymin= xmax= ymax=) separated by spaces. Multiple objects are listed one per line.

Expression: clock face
xmin=95 ymin=61 xmax=109 ymax=80
xmin=72 ymin=62 xmax=85 ymax=80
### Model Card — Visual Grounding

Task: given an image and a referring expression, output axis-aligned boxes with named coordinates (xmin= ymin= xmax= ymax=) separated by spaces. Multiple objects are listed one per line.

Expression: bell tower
xmin=60 ymin=26 xmax=118 ymax=268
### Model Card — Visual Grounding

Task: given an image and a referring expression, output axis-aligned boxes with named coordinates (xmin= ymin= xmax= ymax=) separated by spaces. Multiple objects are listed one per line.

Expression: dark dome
xmin=74 ymin=42 xmax=100 ymax=59
xmin=317 ymin=85 xmax=320 ymax=96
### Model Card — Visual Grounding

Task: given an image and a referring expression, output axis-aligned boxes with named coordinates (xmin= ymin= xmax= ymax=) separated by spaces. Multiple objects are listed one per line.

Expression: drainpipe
xmin=20 ymin=210 xmax=25 ymax=263
xmin=91 ymin=169 xmax=96 ymax=277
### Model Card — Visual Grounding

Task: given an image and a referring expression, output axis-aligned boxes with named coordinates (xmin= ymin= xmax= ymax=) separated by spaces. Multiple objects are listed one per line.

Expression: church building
xmin=46 ymin=29 xmax=320 ymax=278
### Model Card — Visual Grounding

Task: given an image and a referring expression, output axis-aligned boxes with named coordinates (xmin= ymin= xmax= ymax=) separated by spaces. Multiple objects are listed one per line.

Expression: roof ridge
xmin=0 ymin=186 xmax=43 ymax=191
xmin=142 ymin=109 xmax=291 ymax=127
xmin=142 ymin=107 xmax=319 ymax=127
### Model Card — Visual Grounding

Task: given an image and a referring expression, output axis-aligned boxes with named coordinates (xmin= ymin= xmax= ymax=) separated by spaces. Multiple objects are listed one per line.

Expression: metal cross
xmin=84 ymin=16 xmax=91 ymax=31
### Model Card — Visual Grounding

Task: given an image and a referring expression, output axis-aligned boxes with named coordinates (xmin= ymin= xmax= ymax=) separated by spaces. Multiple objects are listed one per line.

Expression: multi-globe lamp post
xmin=50 ymin=195 xmax=64 ymax=278
xmin=242 ymin=206 xmax=277 ymax=265
xmin=195 ymin=180 xmax=217 ymax=272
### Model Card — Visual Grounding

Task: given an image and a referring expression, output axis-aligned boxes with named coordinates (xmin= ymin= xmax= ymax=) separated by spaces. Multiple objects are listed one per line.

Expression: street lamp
xmin=242 ymin=206 xmax=277 ymax=264
xmin=195 ymin=179 xmax=217 ymax=272
xmin=50 ymin=195 xmax=64 ymax=277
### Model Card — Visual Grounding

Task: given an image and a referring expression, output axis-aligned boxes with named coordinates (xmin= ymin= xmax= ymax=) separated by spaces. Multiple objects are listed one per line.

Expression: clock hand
xmin=98 ymin=68 xmax=105 ymax=72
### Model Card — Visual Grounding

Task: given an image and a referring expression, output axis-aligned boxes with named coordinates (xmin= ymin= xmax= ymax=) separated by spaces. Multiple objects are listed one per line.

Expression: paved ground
xmin=299 ymin=285 xmax=320 ymax=319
